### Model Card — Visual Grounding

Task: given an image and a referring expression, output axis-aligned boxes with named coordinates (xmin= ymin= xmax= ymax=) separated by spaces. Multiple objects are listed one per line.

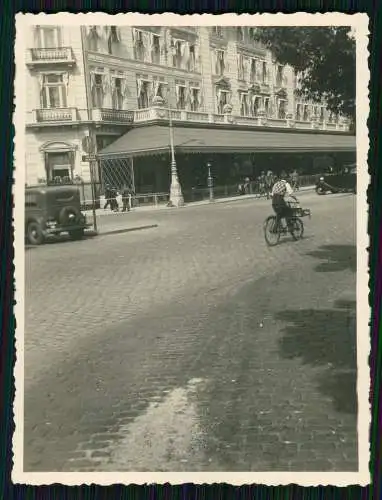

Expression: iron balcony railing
xmin=28 ymin=47 xmax=75 ymax=64
xmin=35 ymin=108 xmax=77 ymax=122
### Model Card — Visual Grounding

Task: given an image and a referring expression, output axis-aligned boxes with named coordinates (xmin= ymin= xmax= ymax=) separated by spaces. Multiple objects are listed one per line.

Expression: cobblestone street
xmin=24 ymin=192 xmax=357 ymax=472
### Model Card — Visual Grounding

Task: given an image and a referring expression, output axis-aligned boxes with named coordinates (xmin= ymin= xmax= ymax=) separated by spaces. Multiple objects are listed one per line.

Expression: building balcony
xmin=26 ymin=47 xmax=76 ymax=68
xmin=132 ymin=106 xmax=350 ymax=132
xmin=91 ymin=108 xmax=135 ymax=124
xmin=32 ymin=107 xmax=78 ymax=123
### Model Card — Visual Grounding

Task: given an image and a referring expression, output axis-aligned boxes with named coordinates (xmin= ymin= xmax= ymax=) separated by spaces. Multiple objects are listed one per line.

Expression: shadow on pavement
xmin=306 ymin=244 xmax=356 ymax=273
xmin=276 ymin=298 xmax=357 ymax=415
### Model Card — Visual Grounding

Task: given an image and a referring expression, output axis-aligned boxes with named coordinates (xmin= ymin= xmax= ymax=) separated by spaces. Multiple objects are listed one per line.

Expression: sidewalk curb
xmin=185 ymin=186 xmax=315 ymax=207
xmin=86 ymin=224 xmax=159 ymax=237
xmin=84 ymin=187 xmax=316 ymax=217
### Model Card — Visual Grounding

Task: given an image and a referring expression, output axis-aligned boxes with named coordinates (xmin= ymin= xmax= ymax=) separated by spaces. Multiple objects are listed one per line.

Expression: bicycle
xmin=263 ymin=198 xmax=311 ymax=246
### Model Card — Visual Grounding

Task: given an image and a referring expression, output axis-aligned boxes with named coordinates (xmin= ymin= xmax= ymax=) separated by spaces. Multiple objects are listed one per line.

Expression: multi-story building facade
xmin=25 ymin=24 xmax=354 ymax=196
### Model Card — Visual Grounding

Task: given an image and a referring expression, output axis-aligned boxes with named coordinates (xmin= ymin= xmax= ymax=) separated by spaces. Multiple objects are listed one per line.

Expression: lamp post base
xmin=168 ymin=160 xmax=184 ymax=207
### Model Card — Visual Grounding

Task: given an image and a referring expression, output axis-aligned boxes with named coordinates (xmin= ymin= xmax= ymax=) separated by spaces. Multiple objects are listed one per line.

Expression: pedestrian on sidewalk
xmin=110 ymin=186 xmax=119 ymax=212
xmin=121 ymin=185 xmax=131 ymax=212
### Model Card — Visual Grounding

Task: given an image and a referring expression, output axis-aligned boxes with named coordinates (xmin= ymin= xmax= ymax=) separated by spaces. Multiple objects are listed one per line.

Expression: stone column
xmin=225 ymin=40 xmax=240 ymax=115
xmin=198 ymin=27 xmax=215 ymax=114
xmin=285 ymin=65 xmax=296 ymax=117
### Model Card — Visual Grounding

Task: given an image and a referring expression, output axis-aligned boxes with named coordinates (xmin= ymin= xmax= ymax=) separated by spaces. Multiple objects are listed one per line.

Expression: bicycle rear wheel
xmin=289 ymin=217 xmax=304 ymax=240
xmin=264 ymin=216 xmax=280 ymax=246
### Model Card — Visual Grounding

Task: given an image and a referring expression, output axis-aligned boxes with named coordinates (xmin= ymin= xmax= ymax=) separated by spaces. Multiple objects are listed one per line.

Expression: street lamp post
xmin=207 ymin=162 xmax=214 ymax=202
xmin=168 ymin=106 xmax=184 ymax=207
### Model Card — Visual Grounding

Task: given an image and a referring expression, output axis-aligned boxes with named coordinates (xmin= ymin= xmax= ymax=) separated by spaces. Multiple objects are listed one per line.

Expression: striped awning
xmin=97 ymin=124 xmax=356 ymax=159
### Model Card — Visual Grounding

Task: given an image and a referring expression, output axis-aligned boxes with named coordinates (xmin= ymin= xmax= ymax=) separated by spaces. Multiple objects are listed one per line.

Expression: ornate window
xmin=133 ymin=29 xmax=146 ymax=61
xmin=296 ymin=103 xmax=303 ymax=121
xmin=239 ymin=92 xmax=250 ymax=117
xmin=35 ymin=26 xmax=62 ymax=48
xmin=277 ymin=99 xmax=287 ymax=119
xmin=251 ymin=95 xmax=262 ymax=117
xmin=262 ymin=61 xmax=268 ymax=83
xmin=153 ymin=80 xmax=169 ymax=103
xmin=188 ymin=44 xmax=199 ymax=72
xmin=137 ymin=79 xmax=152 ymax=109
xmin=87 ymin=26 xmax=102 ymax=52
xmin=213 ymin=26 xmax=223 ymax=37
xmin=91 ymin=73 xmax=105 ymax=108
xmin=216 ymin=88 xmax=230 ymax=114
xmin=40 ymin=73 xmax=68 ymax=108
xmin=189 ymin=87 xmax=201 ymax=111
xmin=237 ymin=27 xmax=244 ymax=43
xmin=275 ymin=65 xmax=284 ymax=87
xmin=175 ymin=84 xmax=187 ymax=110
xmin=151 ymin=34 xmax=161 ymax=64
xmin=213 ymin=49 xmax=226 ymax=76
xmin=237 ymin=54 xmax=245 ymax=81
xmin=107 ymin=26 xmax=121 ymax=54
xmin=263 ymin=97 xmax=270 ymax=115
xmin=249 ymin=58 xmax=257 ymax=83
xmin=303 ymin=104 xmax=311 ymax=121
xmin=111 ymin=77 xmax=123 ymax=109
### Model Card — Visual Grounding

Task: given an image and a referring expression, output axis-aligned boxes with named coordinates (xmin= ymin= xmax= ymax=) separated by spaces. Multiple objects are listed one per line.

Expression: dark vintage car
xmin=25 ymin=185 xmax=91 ymax=245
xmin=315 ymin=164 xmax=357 ymax=195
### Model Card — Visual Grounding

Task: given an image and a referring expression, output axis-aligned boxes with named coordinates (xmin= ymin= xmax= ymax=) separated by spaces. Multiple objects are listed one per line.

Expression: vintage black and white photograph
xmin=13 ymin=13 xmax=369 ymax=485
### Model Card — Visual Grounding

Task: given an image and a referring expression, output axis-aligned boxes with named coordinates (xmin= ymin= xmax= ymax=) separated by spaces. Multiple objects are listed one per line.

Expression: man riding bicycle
xmin=271 ymin=177 xmax=296 ymax=230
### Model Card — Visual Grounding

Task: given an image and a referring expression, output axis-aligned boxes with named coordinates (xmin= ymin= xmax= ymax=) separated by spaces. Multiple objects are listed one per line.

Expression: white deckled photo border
xmin=12 ymin=11 xmax=370 ymax=487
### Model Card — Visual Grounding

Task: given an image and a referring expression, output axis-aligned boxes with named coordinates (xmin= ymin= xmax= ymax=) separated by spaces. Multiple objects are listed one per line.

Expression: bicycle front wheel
xmin=289 ymin=217 xmax=304 ymax=240
xmin=264 ymin=216 xmax=280 ymax=246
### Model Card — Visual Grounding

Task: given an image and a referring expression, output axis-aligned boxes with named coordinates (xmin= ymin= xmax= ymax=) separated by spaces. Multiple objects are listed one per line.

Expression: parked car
xmin=315 ymin=164 xmax=357 ymax=195
xmin=25 ymin=184 xmax=91 ymax=245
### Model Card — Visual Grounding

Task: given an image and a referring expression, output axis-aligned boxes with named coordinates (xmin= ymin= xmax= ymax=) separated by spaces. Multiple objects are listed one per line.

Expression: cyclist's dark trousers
xmin=272 ymin=195 xmax=293 ymax=226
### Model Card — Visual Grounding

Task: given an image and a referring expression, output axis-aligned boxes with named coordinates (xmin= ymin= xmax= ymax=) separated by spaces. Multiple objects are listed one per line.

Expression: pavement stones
xmin=24 ymin=193 xmax=358 ymax=472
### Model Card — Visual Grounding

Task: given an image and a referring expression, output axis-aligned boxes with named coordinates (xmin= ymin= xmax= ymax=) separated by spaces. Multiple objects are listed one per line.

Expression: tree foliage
xmin=253 ymin=27 xmax=356 ymax=121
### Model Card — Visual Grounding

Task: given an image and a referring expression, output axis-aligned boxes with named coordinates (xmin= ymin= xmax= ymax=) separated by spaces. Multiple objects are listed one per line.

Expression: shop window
xmin=45 ymin=152 xmax=73 ymax=183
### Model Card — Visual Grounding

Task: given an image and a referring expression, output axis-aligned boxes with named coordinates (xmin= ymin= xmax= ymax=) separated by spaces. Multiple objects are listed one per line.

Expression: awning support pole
xmin=168 ymin=108 xmax=184 ymax=207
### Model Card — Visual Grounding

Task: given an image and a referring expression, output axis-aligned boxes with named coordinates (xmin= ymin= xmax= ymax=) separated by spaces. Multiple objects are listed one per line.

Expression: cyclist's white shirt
xmin=271 ymin=180 xmax=294 ymax=197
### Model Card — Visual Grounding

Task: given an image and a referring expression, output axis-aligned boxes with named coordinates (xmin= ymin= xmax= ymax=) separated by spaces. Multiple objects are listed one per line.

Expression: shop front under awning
xmin=97 ymin=125 xmax=356 ymax=159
